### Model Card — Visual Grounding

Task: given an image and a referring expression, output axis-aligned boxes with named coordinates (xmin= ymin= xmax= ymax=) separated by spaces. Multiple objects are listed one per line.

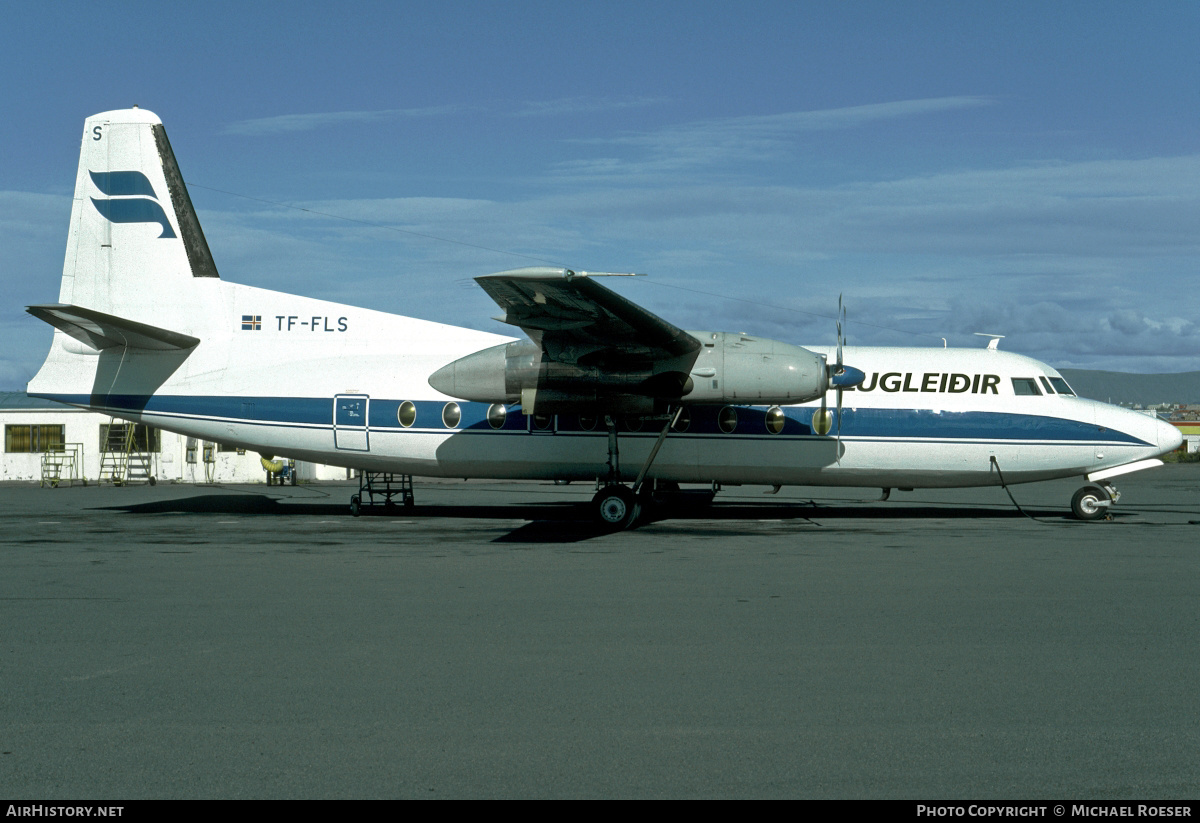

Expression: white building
xmin=1 ymin=392 xmax=349 ymax=484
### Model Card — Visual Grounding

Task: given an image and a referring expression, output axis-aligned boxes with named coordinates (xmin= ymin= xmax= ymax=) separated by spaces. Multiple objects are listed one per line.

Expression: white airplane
xmin=26 ymin=108 xmax=1183 ymax=528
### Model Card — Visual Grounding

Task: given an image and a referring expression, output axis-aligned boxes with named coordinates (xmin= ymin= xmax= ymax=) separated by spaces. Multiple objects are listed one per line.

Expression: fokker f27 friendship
xmin=26 ymin=109 xmax=1183 ymax=528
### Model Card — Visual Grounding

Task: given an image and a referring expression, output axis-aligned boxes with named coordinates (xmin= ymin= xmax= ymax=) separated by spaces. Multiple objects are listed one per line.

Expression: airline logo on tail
xmin=88 ymin=170 xmax=176 ymax=238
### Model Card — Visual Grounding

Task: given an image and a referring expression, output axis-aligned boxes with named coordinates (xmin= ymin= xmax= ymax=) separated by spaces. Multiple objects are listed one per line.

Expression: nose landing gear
xmin=1071 ymin=481 xmax=1119 ymax=521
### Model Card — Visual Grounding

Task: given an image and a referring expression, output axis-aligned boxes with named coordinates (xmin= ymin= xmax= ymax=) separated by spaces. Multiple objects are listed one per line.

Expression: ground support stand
xmin=350 ymin=472 xmax=414 ymax=516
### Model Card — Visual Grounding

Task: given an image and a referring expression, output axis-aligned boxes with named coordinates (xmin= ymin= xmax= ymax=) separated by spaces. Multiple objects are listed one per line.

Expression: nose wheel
xmin=1071 ymin=482 xmax=1117 ymax=521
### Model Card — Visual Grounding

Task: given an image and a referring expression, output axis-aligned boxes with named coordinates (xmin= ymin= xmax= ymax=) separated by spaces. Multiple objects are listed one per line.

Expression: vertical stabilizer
xmin=59 ymin=108 xmax=218 ymax=318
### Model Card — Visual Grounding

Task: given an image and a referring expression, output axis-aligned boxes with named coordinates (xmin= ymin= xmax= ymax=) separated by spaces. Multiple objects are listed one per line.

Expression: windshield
xmin=1049 ymin=377 xmax=1075 ymax=396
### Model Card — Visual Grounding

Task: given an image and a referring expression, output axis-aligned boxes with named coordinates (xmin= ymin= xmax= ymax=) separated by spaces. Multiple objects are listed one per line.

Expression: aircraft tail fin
xmin=58 ymin=107 xmax=218 ymax=319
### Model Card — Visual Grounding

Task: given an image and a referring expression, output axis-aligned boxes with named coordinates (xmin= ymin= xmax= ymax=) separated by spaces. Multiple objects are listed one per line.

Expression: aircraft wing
xmin=476 ymin=267 xmax=699 ymax=366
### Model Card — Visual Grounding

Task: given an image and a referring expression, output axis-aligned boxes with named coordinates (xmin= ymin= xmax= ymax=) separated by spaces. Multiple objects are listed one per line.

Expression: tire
xmin=593 ymin=485 xmax=640 ymax=530
xmin=1071 ymin=485 xmax=1109 ymax=521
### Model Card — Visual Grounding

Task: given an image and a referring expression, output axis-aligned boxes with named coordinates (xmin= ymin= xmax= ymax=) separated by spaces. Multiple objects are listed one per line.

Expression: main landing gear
xmin=1071 ymin=481 xmax=1120 ymax=521
xmin=593 ymin=484 xmax=640 ymax=530
xmin=592 ymin=408 xmax=682 ymax=530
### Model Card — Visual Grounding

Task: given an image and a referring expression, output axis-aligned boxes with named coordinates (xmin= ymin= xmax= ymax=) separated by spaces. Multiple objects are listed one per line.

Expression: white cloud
xmin=512 ymin=96 xmax=663 ymax=117
xmin=223 ymin=106 xmax=462 ymax=136
xmin=556 ymin=96 xmax=994 ymax=178
xmin=179 ymin=145 xmax=1200 ymax=372
xmin=221 ymin=96 xmax=661 ymax=136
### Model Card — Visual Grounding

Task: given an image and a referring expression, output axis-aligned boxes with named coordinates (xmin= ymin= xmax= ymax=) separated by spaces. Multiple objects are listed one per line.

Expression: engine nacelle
xmin=428 ymin=332 xmax=828 ymax=414
xmin=428 ymin=340 xmax=691 ymax=414
xmin=683 ymin=331 xmax=828 ymax=405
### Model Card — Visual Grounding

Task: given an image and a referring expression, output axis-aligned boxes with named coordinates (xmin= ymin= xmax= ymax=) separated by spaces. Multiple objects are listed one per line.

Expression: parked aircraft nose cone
xmin=1159 ymin=417 xmax=1184 ymax=453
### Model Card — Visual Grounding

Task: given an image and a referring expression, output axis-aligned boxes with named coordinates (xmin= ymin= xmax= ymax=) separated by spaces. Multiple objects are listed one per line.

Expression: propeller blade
xmin=820 ymin=369 xmax=828 ymax=418
xmin=835 ymin=385 xmax=843 ymax=464
xmin=816 ymin=355 xmax=831 ymax=437
xmin=836 ymin=294 xmax=844 ymax=371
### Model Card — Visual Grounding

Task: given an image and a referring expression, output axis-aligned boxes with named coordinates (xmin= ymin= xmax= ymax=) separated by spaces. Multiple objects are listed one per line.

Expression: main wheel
xmin=593 ymin=485 xmax=640 ymax=530
xmin=1071 ymin=485 xmax=1109 ymax=521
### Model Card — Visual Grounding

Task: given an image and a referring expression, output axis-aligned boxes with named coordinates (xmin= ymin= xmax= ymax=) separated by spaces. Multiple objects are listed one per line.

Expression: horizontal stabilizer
xmin=27 ymin=303 xmax=199 ymax=351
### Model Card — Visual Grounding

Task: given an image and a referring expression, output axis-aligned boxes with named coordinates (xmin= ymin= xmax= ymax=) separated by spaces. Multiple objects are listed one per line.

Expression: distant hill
xmin=1058 ymin=370 xmax=1200 ymax=406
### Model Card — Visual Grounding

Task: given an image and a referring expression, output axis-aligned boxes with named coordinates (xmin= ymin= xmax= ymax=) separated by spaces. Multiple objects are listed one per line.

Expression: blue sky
xmin=2 ymin=1 xmax=1198 ymax=388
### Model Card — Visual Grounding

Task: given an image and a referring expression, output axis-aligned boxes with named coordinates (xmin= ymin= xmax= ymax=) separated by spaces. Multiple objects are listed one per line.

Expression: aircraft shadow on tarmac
xmin=92 ymin=493 xmax=1067 ymax=543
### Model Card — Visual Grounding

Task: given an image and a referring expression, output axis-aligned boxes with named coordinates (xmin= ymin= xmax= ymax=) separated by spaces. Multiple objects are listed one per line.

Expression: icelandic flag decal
xmin=241 ymin=315 xmax=261 ymax=330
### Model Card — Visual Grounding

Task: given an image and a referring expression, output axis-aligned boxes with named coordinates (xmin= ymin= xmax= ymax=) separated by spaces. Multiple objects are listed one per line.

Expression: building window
xmin=99 ymin=423 xmax=161 ymax=452
xmin=5 ymin=424 xmax=65 ymax=453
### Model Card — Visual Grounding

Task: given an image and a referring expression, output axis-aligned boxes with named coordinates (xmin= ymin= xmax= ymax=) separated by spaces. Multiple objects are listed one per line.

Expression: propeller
xmin=819 ymin=295 xmax=865 ymax=459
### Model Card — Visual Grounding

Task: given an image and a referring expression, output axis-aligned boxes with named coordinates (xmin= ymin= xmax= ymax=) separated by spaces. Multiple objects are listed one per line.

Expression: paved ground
xmin=2 ymin=466 xmax=1199 ymax=798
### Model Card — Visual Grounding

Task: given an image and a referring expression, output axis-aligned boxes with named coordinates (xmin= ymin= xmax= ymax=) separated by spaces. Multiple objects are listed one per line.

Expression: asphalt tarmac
xmin=2 ymin=465 xmax=1199 ymax=799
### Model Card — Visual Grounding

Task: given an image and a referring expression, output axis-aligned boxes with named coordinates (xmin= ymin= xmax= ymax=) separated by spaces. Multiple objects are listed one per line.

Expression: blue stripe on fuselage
xmin=33 ymin=393 xmax=1153 ymax=446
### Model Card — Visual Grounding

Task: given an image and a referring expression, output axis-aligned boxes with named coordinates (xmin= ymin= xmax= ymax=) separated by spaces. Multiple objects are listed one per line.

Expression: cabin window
xmin=442 ymin=402 xmax=461 ymax=428
xmin=1039 ymin=377 xmax=1055 ymax=394
xmin=718 ymin=406 xmax=738 ymax=434
xmin=1049 ymin=377 xmax=1076 ymax=396
xmin=765 ymin=406 xmax=785 ymax=434
xmin=812 ymin=409 xmax=833 ymax=436
xmin=397 ymin=401 xmax=417 ymax=427
xmin=487 ymin=404 xmax=506 ymax=429
xmin=5 ymin=424 xmax=65 ymax=453
xmin=1011 ymin=378 xmax=1042 ymax=396
xmin=671 ymin=408 xmax=691 ymax=433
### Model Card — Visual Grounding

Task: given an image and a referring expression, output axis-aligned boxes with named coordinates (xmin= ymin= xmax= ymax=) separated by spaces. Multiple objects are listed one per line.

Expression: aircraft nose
xmin=1159 ymin=417 xmax=1184 ymax=453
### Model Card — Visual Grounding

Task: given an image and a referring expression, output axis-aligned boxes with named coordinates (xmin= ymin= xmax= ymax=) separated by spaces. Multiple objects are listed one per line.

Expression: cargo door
xmin=334 ymin=394 xmax=369 ymax=451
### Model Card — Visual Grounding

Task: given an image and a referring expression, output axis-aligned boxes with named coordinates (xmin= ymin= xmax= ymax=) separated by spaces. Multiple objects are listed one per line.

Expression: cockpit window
xmin=1049 ymin=377 xmax=1075 ymax=396
xmin=1011 ymin=378 xmax=1042 ymax=396
xmin=1039 ymin=377 xmax=1055 ymax=394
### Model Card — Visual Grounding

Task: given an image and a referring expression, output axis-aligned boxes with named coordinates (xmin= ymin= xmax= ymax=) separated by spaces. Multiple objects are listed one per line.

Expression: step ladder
xmin=98 ymin=420 xmax=157 ymax=485
xmin=40 ymin=443 xmax=84 ymax=488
